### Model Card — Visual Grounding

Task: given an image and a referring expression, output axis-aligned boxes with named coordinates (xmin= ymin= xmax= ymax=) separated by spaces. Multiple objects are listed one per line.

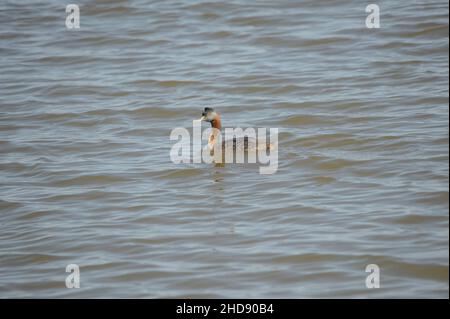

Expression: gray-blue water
xmin=0 ymin=0 xmax=448 ymax=298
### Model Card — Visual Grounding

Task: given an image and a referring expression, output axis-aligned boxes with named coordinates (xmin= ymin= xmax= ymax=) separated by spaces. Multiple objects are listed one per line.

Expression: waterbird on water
xmin=198 ymin=107 xmax=273 ymax=155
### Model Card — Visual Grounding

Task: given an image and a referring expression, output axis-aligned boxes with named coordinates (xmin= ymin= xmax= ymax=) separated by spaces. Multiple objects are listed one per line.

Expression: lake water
xmin=0 ymin=0 xmax=448 ymax=298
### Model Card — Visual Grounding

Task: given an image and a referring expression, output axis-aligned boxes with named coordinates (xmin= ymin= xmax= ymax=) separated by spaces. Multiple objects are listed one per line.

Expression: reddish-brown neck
xmin=211 ymin=114 xmax=222 ymax=130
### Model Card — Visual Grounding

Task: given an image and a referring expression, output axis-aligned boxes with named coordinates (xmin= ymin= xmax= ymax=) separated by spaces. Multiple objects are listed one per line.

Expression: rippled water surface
xmin=0 ymin=0 xmax=448 ymax=298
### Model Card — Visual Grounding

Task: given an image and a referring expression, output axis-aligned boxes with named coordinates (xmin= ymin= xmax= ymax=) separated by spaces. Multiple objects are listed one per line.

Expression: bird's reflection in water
xmin=211 ymin=168 xmax=225 ymax=192
xmin=207 ymin=168 xmax=236 ymax=239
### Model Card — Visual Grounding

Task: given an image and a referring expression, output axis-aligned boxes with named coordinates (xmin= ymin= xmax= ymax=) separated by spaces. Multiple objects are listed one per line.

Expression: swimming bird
xmin=199 ymin=107 xmax=273 ymax=156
